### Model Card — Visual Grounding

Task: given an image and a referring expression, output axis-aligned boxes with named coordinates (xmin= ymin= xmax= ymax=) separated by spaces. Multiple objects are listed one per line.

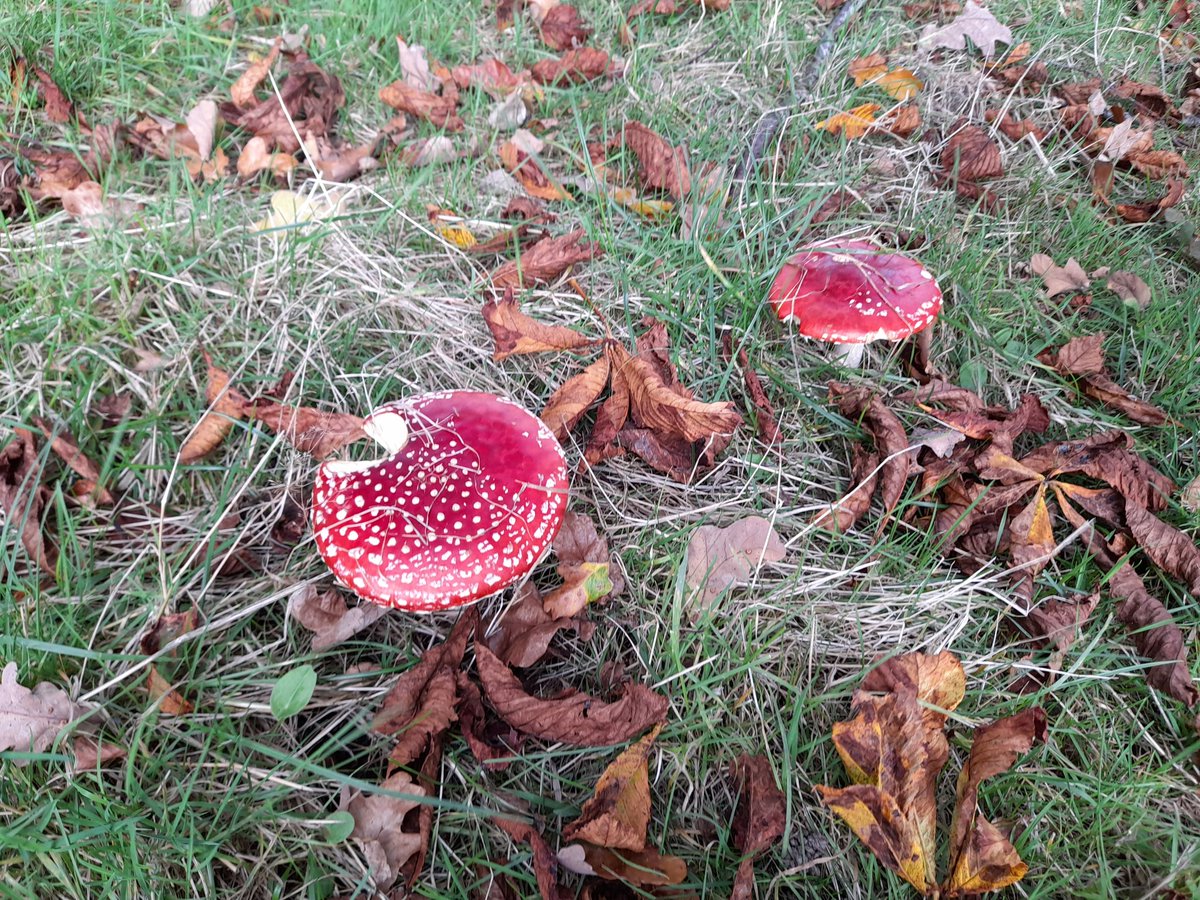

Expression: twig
xmin=732 ymin=0 xmax=873 ymax=183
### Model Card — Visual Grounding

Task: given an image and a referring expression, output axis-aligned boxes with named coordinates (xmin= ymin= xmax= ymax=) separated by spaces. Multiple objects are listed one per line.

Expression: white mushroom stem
xmin=834 ymin=342 xmax=867 ymax=368
xmin=322 ymin=409 xmax=411 ymax=475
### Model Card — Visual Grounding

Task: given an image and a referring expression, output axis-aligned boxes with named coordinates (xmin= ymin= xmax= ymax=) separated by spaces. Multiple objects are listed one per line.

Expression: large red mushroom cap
xmin=312 ymin=391 xmax=569 ymax=612
xmin=768 ymin=240 xmax=942 ymax=358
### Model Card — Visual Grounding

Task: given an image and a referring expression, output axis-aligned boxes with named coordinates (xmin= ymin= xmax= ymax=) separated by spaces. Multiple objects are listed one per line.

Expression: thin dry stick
xmin=733 ymin=0 xmax=873 ymax=183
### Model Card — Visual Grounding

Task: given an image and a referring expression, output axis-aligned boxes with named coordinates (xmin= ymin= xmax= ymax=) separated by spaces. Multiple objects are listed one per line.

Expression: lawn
xmin=2 ymin=0 xmax=1199 ymax=898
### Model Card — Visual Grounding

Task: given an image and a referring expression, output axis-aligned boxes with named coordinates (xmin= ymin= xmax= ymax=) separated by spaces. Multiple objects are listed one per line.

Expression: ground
xmin=1 ymin=0 xmax=1199 ymax=898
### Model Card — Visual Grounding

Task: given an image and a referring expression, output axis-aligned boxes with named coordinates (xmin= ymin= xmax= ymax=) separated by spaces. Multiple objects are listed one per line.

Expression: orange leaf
xmin=178 ymin=352 xmax=247 ymax=463
xmin=816 ymin=103 xmax=881 ymax=139
xmin=482 ymin=290 xmax=597 ymax=360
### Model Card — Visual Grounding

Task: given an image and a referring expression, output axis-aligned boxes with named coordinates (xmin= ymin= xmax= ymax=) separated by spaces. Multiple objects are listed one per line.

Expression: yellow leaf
xmin=874 ymin=68 xmax=923 ymax=101
xmin=609 ymin=186 xmax=674 ymax=219
xmin=816 ymin=785 xmax=929 ymax=892
xmin=848 ymin=52 xmax=888 ymax=86
xmin=816 ymin=103 xmax=881 ymax=139
xmin=251 ymin=189 xmax=350 ymax=233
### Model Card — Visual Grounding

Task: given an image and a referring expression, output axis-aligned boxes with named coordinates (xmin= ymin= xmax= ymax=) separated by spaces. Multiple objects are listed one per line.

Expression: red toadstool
xmin=767 ymin=240 xmax=943 ymax=367
xmin=312 ymin=391 xmax=569 ymax=612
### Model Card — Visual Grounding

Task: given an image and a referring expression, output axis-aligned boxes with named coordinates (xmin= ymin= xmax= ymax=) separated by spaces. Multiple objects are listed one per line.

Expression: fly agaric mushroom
xmin=768 ymin=240 xmax=942 ymax=367
xmin=312 ymin=391 xmax=568 ymax=611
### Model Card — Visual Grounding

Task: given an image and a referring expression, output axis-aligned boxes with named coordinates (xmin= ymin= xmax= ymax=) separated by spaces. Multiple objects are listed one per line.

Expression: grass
xmin=2 ymin=0 xmax=1199 ymax=897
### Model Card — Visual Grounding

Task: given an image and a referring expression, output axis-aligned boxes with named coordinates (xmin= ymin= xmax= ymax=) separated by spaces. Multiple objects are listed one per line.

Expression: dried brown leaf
xmin=222 ymin=57 xmax=344 ymax=153
xmin=531 ymin=47 xmax=612 ymax=85
xmin=555 ymin=510 xmax=624 ymax=595
xmin=493 ymin=817 xmax=564 ymax=900
xmin=829 ymin=383 xmax=912 ymax=521
xmin=541 ymin=354 xmax=611 ymax=440
xmin=347 ymin=771 xmax=426 ymax=890
xmin=498 ymin=139 xmax=573 ymax=202
xmin=1105 ymin=271 xmax=1150 ymax=309
xmin=486 ymin=583 xmax=593 ymax=668
xmin=379 ymin=80 xmax=464 ymax=131
xmin=540 ymin=5 xmax=593 ymax=50
xmin=475 ymin=641 xmax=667 ymax=746
xmin=483 ymin=289 xmax=597 ymax=359
xmin=611 ymin=342 xmax=741 ymax=445
xmin=32 ymin=416 xmax=113 ymax=505
xmin=613 ymin=122 xmax=691 ymax=201
xmin=1125 ymin=503 xmax=1200 ymax=596
xmin=27 ymin=62 xmax=75 ymax=123
xmin=564 ymin=725 xmax=661 ymax=850
xmin=945 ymin=708 xmax=1047 ymax=893
xmin=231 ymin=38 xmax=282 ymax=108
xmin=729 ymin=754 xmax=786 ymax=900
xmin=812 ymin=445 xmax=881 ymax=533
xmin=451 ymin=58 xmax=524 ymax=97
xmin=918 ymin=0 xmax=1013 ymax=56
xmin=940 ymin=121 xmax=1003 ymax=182
xmin=179 ymin=353 xmax=247 ymax=463
xmin=490 ymin=230 xmax=603 ymax=290
xmin=557 ymin=843 xmax=687 ymax=885
xmin=684 ymin=517 xmax=786 ymax=610
xmin=244 ymin=400 xmax=367 ymax=459
xmin=371 ymin=607 xmax=478 ymax=765
xmin=0 ymin=662 xmax=80 ymax=763
xmin=288 ymin=584 xmax=387 ymax=651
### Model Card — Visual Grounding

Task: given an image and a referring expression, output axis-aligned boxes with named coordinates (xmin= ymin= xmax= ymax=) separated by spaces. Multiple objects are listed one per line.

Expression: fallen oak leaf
xmin=563 ymin=724 xmax=662 ymax=850
xmin=483 ymin=288 xmax=598 ymax=360
xmin=684 ymin=517 xmax=786 ymax=610
xmin=475 ymin=641 xmax=667 ymax=746
xmin=729 ymin=754 xmax=787 ymax=900
xmin=346 ymin=771 xmax=426 ymax=891
xmin=919 ymin=0 xmax=1013 ymax=56
xmin=288 ymin=583 xmax=387 ymax=651
xmin=0 ymin=661 xmax=81 ymax=763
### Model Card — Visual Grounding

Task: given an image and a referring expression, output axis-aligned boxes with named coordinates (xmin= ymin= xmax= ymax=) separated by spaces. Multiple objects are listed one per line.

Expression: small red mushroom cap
xmin=312 ymin=391 xmax=569 ymax=612
xmin=767 ymin=240 xmax=943 ymax=344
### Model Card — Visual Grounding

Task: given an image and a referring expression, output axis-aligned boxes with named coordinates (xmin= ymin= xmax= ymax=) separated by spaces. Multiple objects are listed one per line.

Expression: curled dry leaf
xmin=236 ymin=135 xmax=299 ymax=180
xmin=729 ymin=754 xmax=787 ymax=900
xmin=685 ymin=516 xmax=786 ymax=610
xmin=483 ymin=289 xmax=598 ymax=359
xmin=178 ymin=353 xmax=247 ymax=464
xmin=612 ymin=122 xmax=691 ymax=201
xmin=557 ymin=843 xmax=687 ymax=885
xmin=487 ymin=583 xmax=594 ymax=668
xmin=451 ymin=58 xmax=524 ymax=97
xmin=815 ymin=103 xmax=881 ymax=139
xmin=1105 ymin=270 xmax=1150 ymax=309
xmin=1031 ymin=255 xmax=1089 ymax=298
xmin=540 ymin=4 xmax=593 ymax=50
xmin=531 ymin=47 xmax=612 ymax=85
xmin=288 ymin=583 xmax=387 ymax=651
xmin=245 ymin=400 xmax=368 ymax=459
xmin=938 ymin=121 xmax=1003 ymax=208
xmin=475 ymin=641 xmax=667 ymax=746
xmin=564 ymin=724 xmax=662 ymax=850
xmin=379 ymin=80 xmax=464 ymax=131
xmin=812 ymin=444 xmax=881 ymax=533
xmin=231 ymin=38 xmax=282 ymax=108
xmin=223 ymin=56 xmax=345 ymax=153
xmin=542 ymin=354 xmax=612 ymax=440
xmin=489 ymin=229 xmax=603 ymax=289
xmin=372 ymin=607 xmax=478 ymax=766
xmin=542 ymin=561 xmax=613 ymax=618
xmin=347 ymin=771 xmax=426 ymax=891
xmin=944 ymin=708 xmax=1048 ymax=894
xmin=140 ymin=607 xmax=199 ymax=716
xmin=0 ymin=661 xmax=80 ymax=764
xmin=554 ymin=510 xmax=625 ymax=597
